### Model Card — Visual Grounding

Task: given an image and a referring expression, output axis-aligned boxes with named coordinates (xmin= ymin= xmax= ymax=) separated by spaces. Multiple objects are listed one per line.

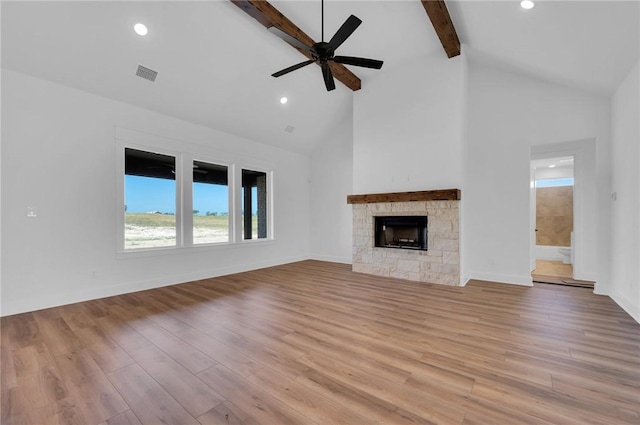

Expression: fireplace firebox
xmin=374 ymin=216 xmax=428 ymax=251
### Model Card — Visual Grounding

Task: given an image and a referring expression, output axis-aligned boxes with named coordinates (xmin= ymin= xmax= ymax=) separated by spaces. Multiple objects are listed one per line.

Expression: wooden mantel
xmin=347 ymin=189 xmax=461 ymax=204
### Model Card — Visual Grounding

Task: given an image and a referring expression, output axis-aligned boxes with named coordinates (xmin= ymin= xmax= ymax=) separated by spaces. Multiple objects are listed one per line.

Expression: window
xmin=118 ymin=136 xmax=273 ymax=251
xmin=535 ymin=178 xmax=574 ymax=188
xmin=193 ymin=160 xmax=229 ymax=244
xmin=241 ymin=169 xmax=268 ymax=240
xmin=124 ymin=148 xmax=177 ymax=249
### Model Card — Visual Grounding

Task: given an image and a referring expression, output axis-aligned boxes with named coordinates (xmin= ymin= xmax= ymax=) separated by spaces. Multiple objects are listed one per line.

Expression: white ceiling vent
xmin=136 ymin=65 xmax=158 ymax=82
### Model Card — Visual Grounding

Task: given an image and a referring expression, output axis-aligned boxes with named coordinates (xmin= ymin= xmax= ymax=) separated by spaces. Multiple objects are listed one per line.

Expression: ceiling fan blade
xmin=268 ymin=26 xmax=312 ymax=53
xmin=333 ymin=56 xmax=383 ymax=69
xmin=321 ymin=62 xmax=336 ymax=91
xmin=328 ymin=15 xmax=362 ymax=50
xmin=272 ymin=59 xmax=315 ymax=78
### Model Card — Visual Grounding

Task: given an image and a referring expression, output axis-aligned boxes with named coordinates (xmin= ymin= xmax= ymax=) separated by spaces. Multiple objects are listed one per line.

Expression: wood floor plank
xmin=297 ymin=352 xmax=466 ymax=425
xmin=295 ymin=367 xmax=439 ymax=425
xmin=1 ymin=313 xmax=42 ymax=349
xmin=247 ymin=366 xmax=381 ymax=425
xmin=6 ymin=365 xmax=69 ymax=411
xmin=1 ymin=345 xmax=18 ymax=389
xmin=11 ymin=343 xmax=58 ymax=380
xmin=52 ymin=349 xmax=108 ymax=386
xmin=107 ymin=363 xmax=200 ymax=425
xmin=199 ymin=324 xmax=308 ymax=380
xmin=64 ymin=370 xmax=129 ymax=424
xmin=93 ymin=314 xmax=153 ymax=354
xmin=30 ymin=313 xmax=82 ymax=356
xmin=98 ymin=410 xmax=143 ymax=425
xmin=58 ymin=304 xmax=98 ymax=331
xmin=197 ymin=401 xmax=256 ymax=425
xmin=282 ymin=330 xmax=413 ymax=384
xmin=197 ymin=364 xmax=318 ymax=425
xmin=2 ymin=260 xmax=638 ymax=425
xmin=73 ymin=326 xmax=135 ymax=373
xmin=469 ymin=379 xmax=602 ymax=425
xmin=551 ymin=373 xmax=640 ymax=412
xmin=129 ymin=345 xmax=224 ymax=417
xmin=20 ymin=398 xmax=88 ymax=425
xmin=134 ymin=324 xmax=218 ymax=374
xmin=174 ymin=327 xmax=265 ymax=378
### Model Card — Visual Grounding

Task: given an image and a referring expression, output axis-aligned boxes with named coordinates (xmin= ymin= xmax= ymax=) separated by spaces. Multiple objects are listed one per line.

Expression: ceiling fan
xmin=268 ymin=0 xmax=383 ymax=91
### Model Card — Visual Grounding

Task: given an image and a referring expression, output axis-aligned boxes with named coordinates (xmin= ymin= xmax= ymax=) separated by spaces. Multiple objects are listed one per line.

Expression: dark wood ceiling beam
xmin=420 ymin=0 xmax=460 ymax=58
xmin=230 ymin=0 xmax=361 ymax=91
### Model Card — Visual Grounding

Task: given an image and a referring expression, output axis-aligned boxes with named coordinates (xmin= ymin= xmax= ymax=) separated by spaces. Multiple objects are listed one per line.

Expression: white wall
xmin=309 ymin=111 xmax=353 ymax=263
xmin=610 ymin=60 xmax=640 ymax=322
xmin=1 ymin=70 xmax=311 ymax=316
xmin=353 ymin=53 xmax=464 ymax=194
xmin=463 ymin=63 xmax=611 ymax=288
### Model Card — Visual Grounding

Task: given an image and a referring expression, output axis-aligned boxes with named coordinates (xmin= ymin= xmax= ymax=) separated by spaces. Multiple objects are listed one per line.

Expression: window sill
xmin=117 ymin=239 xmax=275 ymax=259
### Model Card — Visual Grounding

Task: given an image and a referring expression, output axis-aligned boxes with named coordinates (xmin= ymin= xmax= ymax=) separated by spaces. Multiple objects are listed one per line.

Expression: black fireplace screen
xmin=374 ymin=216 xmax=428 ymax=251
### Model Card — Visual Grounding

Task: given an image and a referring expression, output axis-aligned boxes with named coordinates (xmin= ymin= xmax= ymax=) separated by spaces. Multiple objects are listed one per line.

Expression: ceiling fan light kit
xmin=269 ymin=0 xmax=383 ymax=91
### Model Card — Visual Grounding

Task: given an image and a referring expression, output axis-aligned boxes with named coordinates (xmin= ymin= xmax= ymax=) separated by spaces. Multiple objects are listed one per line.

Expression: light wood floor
xmin=2 ymin=260 xmax=639 ymax=425
xmin=533 ymin=259 xmax=573 ymax=278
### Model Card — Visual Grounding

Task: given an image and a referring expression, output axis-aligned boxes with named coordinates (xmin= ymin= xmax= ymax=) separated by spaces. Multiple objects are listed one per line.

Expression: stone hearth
xmin=349 ymin=190 xmax=460 ymax=286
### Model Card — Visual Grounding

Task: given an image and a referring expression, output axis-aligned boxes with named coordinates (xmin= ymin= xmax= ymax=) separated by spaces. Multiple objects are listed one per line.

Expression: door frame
xmin=531 ymin=139 xmax=596 ymax=282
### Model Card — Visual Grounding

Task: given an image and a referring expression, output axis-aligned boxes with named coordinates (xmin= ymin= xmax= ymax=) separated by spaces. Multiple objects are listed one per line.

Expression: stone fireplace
xmin=348 ymin=189 xmax=460 ymax=286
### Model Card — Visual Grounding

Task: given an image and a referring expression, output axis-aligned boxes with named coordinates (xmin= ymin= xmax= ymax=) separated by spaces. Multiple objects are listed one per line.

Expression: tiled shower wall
xmin=536 ymin=186 xmax=573 ymax=247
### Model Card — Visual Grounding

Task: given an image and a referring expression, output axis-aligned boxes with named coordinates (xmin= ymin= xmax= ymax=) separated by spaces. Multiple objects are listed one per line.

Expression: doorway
xmin=531 ymin=155 xmax=574 ymax=279
xmin=530 ymin=153 xmax=594 ymax=288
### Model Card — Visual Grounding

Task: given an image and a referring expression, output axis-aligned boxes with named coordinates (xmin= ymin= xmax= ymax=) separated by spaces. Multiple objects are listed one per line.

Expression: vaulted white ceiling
xmin=2 ymin=1 xmax=638 ymax=154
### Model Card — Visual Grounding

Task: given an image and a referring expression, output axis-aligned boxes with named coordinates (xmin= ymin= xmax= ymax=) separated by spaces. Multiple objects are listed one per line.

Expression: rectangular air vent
xmin=136 ymin=65 xmax=158 ymax=82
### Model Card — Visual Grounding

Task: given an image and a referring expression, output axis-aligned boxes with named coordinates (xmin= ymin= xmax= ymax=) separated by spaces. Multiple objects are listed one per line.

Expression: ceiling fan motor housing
xmin=311 ymin=42 xmax=334 ymax=61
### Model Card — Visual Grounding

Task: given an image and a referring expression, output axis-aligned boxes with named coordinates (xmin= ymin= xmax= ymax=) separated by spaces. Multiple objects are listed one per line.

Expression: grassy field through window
xmin=125 ymin=213 xmax=257 ymax=248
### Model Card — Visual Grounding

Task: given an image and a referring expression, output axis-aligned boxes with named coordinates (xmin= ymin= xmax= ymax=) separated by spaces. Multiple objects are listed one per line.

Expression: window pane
xmin=124 ymin=148 xmax=176 ymax=249
xmin=241 ymin=169 xmax=267 ymax=240
xmin=535 ymin=178 xmax=574 ymax=188
xmin=193 ymin=161 xmax=229 ymax=244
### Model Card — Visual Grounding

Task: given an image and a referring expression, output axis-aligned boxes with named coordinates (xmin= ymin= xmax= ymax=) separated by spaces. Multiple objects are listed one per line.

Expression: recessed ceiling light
xmin=280 ymin=97 xmax=288 ymax=104
xmin=134 ymin=23 xmax=148 ymax=36
xmin=549 ymin=165 xmax=556 ymax=168
xmin=520 ymin=0 xmax=535 ymax=10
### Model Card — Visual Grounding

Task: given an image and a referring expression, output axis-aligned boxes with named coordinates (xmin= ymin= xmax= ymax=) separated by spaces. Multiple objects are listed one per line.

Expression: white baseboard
xmin=609 ymin=288 xmax=640 ymax=324
xmin=464 ymin=271 xmax=533 ymax=287
xmin=1 ymin=255 xmax=308 ymax=317
xmin=574 ymin=272 xmax=597 ymax=282
xmin=310 ymin=254 xmax=352 ymax=264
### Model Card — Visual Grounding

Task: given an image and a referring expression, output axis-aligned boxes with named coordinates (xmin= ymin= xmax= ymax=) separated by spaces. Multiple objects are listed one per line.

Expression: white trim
xmin=311 ymin=254 xmax=352 ymax=264
xmin=609 ymin=288 xmax=640 ymax=324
